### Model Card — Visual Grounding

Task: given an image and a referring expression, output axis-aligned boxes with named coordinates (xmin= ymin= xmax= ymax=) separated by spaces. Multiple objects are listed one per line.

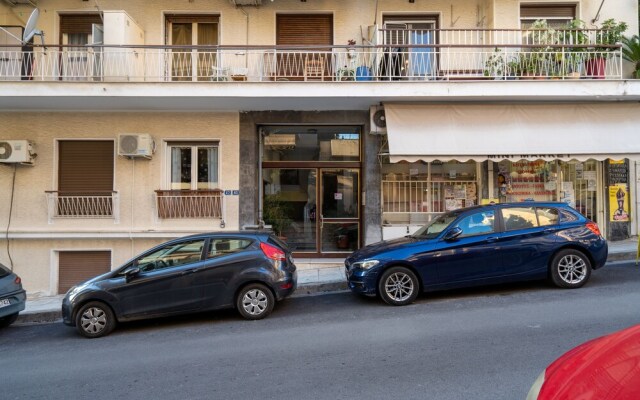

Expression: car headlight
xmin=352 ymin=260 xmax=380 ymax=270
xmin=65 ymin=285 xmax=83 ymax=300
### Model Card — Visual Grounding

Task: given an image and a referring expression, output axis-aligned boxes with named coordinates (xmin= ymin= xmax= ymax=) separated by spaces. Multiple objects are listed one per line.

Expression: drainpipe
xmin=257 ymin=127 xmax=265 ymax=228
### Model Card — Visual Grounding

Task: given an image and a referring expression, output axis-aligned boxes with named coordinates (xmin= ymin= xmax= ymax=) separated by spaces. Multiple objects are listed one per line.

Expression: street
xmin=2 ymin=261 xmax=640 ymax=400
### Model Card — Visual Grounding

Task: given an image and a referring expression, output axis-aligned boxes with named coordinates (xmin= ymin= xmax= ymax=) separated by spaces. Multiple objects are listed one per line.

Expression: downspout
xmin=591 ymin=0 xmax=606 ymax=24
xmin=258 ymin=127 xmax=265 ymax=228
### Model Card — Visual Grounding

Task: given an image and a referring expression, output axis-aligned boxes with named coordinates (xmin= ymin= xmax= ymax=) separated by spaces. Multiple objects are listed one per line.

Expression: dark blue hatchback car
xmin=346 ymin=202 xmax=607 ymax=306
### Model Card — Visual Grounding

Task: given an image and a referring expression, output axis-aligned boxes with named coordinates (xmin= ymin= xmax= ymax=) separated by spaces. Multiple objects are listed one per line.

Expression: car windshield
xmin=0 ymin=262 xmax=10 ymax=278
xmin=411 ymin=211 xmax=460 ymax=239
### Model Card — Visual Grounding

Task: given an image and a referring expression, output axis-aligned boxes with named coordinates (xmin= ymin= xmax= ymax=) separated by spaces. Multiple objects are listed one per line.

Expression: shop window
xmin=263 ymin=126 xmax=360 ymax=162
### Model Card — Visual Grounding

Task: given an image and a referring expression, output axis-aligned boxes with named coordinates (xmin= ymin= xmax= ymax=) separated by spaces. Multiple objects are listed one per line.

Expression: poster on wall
xmin=609 ymin=184 xmax=630 ymax=222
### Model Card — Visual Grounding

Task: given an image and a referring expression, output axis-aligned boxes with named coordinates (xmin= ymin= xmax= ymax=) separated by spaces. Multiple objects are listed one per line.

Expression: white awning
xmin=385 ymin=103 xmax=640 ymax=163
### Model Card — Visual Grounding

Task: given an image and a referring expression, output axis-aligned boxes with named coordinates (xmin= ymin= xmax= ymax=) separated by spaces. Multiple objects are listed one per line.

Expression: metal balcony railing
xmin=0 ymin=28 xmax=626 ymax=82
xmin=155 ymin=190 xmax=224 ymax=219
xmin=45 ymin=191 xmax=119 ymax=223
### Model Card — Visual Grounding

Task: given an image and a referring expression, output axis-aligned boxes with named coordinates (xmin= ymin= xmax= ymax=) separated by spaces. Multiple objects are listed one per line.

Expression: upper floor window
xmin=520 ymin=4 xmax=576 ymax=29
xmin=166 ymin=14 xmax=219 ymax=81
xmin=168 ymin=142 xmax=219 ymax=190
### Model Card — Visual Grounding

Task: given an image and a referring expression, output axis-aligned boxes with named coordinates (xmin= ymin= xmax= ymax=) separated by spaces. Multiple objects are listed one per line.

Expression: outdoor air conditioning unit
xmin=0 ymin=140 xmax=36 ymax=165
xmin=118 ymin=133 xmax=155 ymax=158
xmin=370 ymin=105 xmax=387 ymax=135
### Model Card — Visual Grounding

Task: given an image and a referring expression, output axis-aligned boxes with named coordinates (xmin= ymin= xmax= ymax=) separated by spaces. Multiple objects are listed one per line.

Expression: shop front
xmin=381 ymin=103 xmax=640 ymax=241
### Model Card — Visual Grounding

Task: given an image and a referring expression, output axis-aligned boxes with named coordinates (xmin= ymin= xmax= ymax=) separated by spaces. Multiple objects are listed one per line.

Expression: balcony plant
xmin=483 ymin=48 xmax=505 ymax=79
xmin=337 ymin=66 xmax=355 ymax=81
xmin=522 ymin=20 xmax=559 ymax=78
xmin=587 ymin=18 xmax=628 ymax=78
xmin=621 ymin=35 xmax=640 ymax=79
xmin=561 ymin=19 xmax=589 ymax=78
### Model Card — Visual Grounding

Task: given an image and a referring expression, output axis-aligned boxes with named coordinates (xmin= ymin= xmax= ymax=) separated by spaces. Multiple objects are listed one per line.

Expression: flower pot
xmin=585 ymin=58 xmax=606 ymax=79
xmin=355 ymin=66 xmax=372 ymax=81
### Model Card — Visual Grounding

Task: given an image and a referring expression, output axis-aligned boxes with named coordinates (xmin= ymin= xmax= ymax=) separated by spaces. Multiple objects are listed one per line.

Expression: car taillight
xmin=586 ymin=222 xmax=601 ymax=237
xmin=260 ymin=242 xmax=286 ymax=261
xmin=14 ymin=276 xmax=21 ymax=285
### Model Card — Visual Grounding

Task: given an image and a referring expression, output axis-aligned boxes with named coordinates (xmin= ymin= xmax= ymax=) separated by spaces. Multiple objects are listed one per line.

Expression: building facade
xmin=0 ymin=0 xmax=639 ymax=296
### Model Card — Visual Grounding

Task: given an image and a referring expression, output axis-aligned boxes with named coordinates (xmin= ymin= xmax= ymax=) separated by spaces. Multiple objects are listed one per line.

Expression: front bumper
xmin=0 ymin=288 xmax=26 ymax=318
xmin=61 ymin=296 xmax=74 ymax=326
xmin=346 ymin=266 xmax=380 ymax=296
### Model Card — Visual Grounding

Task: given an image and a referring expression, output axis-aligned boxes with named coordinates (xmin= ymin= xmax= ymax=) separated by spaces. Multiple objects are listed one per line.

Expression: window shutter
xmin=165 ymin=14 xmax=219 ymax=24
xmin=520 ymin=4 xmax=576 ymax=19
xmin=59 ymin=14 xmax=103 ymax=34
xmin=58 ymin=141 xmax=114 ymax=194
xmin=58 ymin=251 xmax=111 ymax=294
xmin=276 ymin=14 xmax=333 ymax=46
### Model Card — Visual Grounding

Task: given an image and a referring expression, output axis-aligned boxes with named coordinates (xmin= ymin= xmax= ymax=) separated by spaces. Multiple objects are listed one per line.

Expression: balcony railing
xmin=45 ymin=191 xmax=119 ymax=223
xmin=0 ymin=29 xmax=626 ymax=82
xmin=155 ymin=190 xmax=224 ymax=219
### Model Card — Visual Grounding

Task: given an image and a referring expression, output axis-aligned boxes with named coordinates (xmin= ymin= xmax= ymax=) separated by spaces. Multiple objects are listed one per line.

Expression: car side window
xmin=536 ymin=207 xmax=559 ymax=226
xmin=560 ymin=209 xmax=579 ymax=222
xmin=207 ymin=239 xmax=253 ymax=258
xmin=502 ymin=207 xmax=538 ymax=231
xmin=137 ymin=239 xmax=205 ymax=272
xmin=455 ymin=211 xmax=495 ymax=237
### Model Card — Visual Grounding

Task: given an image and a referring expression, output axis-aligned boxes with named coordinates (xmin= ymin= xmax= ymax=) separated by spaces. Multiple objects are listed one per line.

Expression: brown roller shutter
xmin=58 ymin=251 xmax=111 ymax=294
xmin=58 ymin=141 xmax=114 ymax=194
xmin=276 ymin=14 xmax=333 ymax=46
xmin=59 ymin=14 xmax=102 ymax=35
xmin=165 ymin=14 xmax=219 ymax=24
xmin=520 ymin=5 xmax=576 ymax=19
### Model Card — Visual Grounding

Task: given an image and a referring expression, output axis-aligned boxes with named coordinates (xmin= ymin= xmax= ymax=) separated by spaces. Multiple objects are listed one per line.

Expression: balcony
xmin=155 ymin=190 xmax=224 ymax=220
xmin=45 ymin=191 xmax=119 ymax=223
xmin=0 ymin=28 xmax=628 ymax=82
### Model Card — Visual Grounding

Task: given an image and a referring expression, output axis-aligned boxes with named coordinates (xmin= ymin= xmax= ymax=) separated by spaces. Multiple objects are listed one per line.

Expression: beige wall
xmin=2 ymin=0 xmax=634 ymax=47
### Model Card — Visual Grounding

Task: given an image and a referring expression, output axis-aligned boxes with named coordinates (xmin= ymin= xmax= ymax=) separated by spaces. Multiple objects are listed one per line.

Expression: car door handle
xmin=543 ymin=228 xmax=557 ymax=234
xmin=485 ymin=237 xmax=498 ymax=243
xmin=182 ymin=268 xmax=198 ymax=275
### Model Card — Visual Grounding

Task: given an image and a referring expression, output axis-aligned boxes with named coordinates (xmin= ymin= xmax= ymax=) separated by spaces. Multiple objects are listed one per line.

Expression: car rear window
xmin=536 ymin=207 xmax=559 ymax=226
xmin=0 ymin=262 xmax=10 ymax=278
xmin=560 ymin=208 xmax=579 ymax=222
xmin=207 ymin=238 xmax=253 ymax=258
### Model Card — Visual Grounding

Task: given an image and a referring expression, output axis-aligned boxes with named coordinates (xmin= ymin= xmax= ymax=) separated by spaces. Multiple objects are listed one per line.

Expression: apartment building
xmin=0 ymin=0 xmax=638 ymax=296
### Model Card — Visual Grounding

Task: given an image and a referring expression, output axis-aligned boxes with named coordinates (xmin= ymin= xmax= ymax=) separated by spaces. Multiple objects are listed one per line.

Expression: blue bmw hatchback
xmin=346 ymin=202 xmax=607 ymax=306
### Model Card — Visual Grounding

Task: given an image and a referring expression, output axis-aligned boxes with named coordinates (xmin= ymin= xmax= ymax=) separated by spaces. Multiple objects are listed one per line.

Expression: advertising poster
xmin=609 ymin=184 xmax=630 ymax=222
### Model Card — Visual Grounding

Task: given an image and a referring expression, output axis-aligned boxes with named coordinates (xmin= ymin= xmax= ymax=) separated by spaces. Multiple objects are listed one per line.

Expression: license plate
xmin=0 ymin=298 xmax=11 ymax=308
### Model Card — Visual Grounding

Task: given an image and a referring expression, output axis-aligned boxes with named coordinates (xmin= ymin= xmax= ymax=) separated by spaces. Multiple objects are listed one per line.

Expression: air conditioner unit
xmin=370 ymin=105 xmax=387 ymax=135
xmin=0 ymin=140 xmax=36 ymax=164
xmin=118 ymin=133 xmax=154 ymax=158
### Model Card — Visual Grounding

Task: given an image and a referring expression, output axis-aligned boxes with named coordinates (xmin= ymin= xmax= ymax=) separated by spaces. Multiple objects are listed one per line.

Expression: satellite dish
xmin=23 ymin=9 xmax=43 ymax=44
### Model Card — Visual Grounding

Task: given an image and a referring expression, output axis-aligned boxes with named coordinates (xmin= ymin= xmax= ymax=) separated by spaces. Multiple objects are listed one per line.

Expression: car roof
xmin=169 ymin=230 xmax=274 ymax=241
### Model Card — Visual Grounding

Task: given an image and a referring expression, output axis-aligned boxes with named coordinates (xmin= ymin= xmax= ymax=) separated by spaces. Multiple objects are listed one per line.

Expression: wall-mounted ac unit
xmin=0 ymin=140 xmax=36 ymax=164
xmin=118 ymin=133 xmax=154 ymax=158
xmin=370 ymin=105 xmax=387 ymax=135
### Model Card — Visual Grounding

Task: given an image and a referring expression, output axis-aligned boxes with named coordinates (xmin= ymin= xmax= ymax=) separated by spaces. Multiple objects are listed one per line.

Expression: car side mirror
xmin=124 ymin=266 xmax=140 ymax=282
xmin=443 ymin=227 xmax=463 ymax=241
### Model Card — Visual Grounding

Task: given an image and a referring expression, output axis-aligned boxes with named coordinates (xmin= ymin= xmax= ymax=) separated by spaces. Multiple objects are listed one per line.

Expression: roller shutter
xmin=58 ymin=251 xmax=111 ymax=294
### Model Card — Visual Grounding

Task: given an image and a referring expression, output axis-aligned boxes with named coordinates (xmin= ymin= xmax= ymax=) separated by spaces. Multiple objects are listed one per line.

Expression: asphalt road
xmin=2 ymin=261 xmax=640 ymax=400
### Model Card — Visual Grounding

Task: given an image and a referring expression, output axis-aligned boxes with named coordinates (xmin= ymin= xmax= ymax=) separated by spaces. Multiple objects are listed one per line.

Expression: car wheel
xmin=550 ymin=249 xmax=592 ymax=289
xmin=378 ymin=267 xmax=420 ymax=306
xmin=236 ymin=284 xmax=275 ymax=320
xmin=75 ymin=301 xmax=116 ymax=338
xmin=0 ymin=312 xmax=19 ymax=328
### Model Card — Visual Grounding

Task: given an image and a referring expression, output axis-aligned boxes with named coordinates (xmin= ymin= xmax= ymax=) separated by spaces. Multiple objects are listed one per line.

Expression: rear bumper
xmin=0 ymin=289 xmax=26 ymax=318
xmin=591 ymin=238 xmax=608 ymax=270
xmin=274 ymin=270 xmax=297 ymax=301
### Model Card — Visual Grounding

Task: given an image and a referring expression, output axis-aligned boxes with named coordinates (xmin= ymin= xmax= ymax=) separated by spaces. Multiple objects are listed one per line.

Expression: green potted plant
xmin=621 ymin=35 xmax=640 ymax=79
xmin=587 ymin=18 xmax=628 ymax=78
xmin=483 ymin=48 xmax=505 ymax=79
xmin=262 ymin=193 xmax=293 ymax=239
xmin=337 ymin=65 xmax=355 ymax=81
xmin=562 ymin=19 xmax=589 ymax=78
xmin=523 ymin=19 xmax=558 ymax=78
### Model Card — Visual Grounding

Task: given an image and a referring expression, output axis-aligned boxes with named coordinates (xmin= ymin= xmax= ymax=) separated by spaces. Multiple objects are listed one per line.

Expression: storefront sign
xmin=608 ymin=160 xmax=628 ymax=184
xmin=609 ymin=184 xmax=630 ymax=222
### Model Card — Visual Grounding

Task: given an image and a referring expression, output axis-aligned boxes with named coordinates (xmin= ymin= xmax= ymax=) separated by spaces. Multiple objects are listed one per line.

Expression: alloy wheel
xmin=558 ymin=254 xmax=587 ymax=284
xmin=79 ymin=307 xmax=107 ymax=335
xmin=241 ymin=289 xmax=269 ymax=316
xmin=384 ymin=272 xmax=415 ymax=302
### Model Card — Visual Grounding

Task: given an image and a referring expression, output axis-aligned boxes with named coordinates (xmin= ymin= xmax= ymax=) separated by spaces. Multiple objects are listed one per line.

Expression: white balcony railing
xmin=45 ymin=191 xmax=119 ymax=223
xmin=0 ymin=38 xmax=625 ymax=82
xmin=155 ymin=190 xmax=224 ymax=219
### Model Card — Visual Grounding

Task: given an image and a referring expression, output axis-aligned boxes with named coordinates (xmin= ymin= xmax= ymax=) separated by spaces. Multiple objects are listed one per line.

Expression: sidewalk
xmin=16 ymin=237 xmax=639 ymax=324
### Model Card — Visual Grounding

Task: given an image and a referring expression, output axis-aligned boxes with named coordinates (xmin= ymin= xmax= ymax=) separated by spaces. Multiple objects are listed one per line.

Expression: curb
xmin=607 ymin=251 xmax=637 ymax=262
xmin=16 ymin=311 xmax=61 ymax=325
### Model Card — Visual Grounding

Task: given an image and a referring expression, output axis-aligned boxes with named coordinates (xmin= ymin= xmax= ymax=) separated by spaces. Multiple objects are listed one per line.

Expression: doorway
xmin=261 ymin=126 xmax=361 ymax=256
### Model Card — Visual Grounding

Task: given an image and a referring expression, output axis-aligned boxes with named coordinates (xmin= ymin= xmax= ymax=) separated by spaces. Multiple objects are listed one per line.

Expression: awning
xmin=384 ymin=103 xmax=640 ymax=163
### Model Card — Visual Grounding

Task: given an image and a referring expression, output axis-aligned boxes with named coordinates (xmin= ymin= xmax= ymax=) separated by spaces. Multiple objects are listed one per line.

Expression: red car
xmin=527 ymin=324 xmax=640 ymax=399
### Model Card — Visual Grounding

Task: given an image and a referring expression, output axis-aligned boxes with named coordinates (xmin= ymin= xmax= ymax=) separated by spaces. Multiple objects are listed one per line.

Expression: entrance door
xmin=261 ymin=125 xmax=362 ymax=257
xmin=320 ymin=169 xmax=359 ymax=252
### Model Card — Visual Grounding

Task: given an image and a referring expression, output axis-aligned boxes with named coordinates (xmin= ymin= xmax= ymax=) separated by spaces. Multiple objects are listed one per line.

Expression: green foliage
xmin=597 ymin=19 xmax=628 ymax=48
xmin=263 ymin=194 xmax=293 ymax=237
xmin=622 ymin=35 xmax=640 ymax=78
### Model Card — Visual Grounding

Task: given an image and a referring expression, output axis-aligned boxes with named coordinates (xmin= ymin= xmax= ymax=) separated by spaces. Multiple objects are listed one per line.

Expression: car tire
xmin=75 ymin=301 xmax=116 ymax=338
xmin=550 ymin=249 xmax=592 ymax=289
xmin=0 ymin=312 xmax=19 ymax=328
xmin=378 ymin=266 xmax=420 ymax=306
xmin=236 ymin=284 xmax=275 ymax=320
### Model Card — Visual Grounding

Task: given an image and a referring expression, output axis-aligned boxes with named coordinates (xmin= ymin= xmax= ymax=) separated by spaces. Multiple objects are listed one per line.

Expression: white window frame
xmin=165 ymin=141 xmax=220 ymax=190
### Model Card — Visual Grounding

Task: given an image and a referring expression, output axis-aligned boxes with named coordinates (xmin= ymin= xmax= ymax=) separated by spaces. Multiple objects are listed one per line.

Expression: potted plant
xmin=483 ymin=48 xmax=505 ymax=79
xmin=262 ymin=193 xmax=293 ymax=240
xmin=622 ymin=35 xmax=640 ymax=79
xmin=522 ymin=20 xmax=558 ymax=79
xmin=587 ymin=18 xmax=628 ymax=79
xmin=562 ymin=19 xmax=589 ymax=78
xmin=337 ymin=66 xmax=355 ymax=81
